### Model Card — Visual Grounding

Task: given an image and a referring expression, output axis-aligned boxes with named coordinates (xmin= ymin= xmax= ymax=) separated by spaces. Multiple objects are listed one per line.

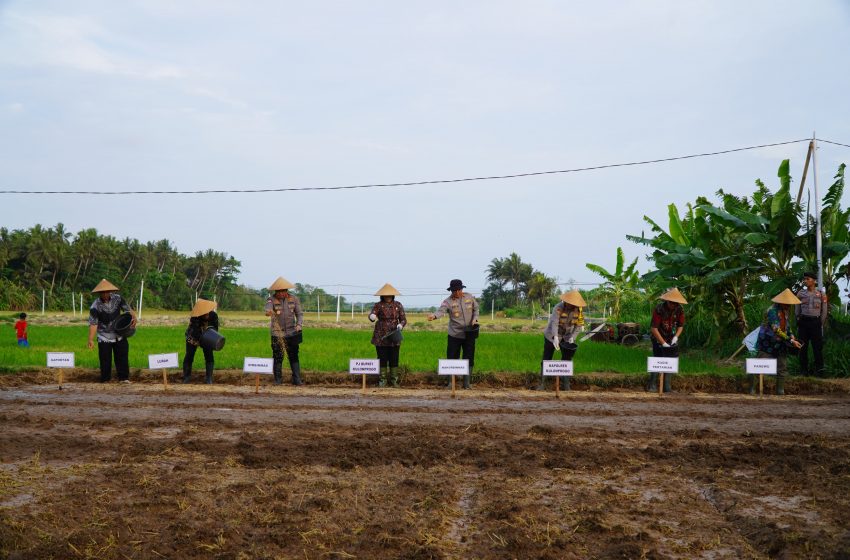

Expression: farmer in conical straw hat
xmin=537 ymin=290 xmax=586 ymax=391
xmin=753 ymin=289 xmax=802 ymax=396
xmin=648 ymin=288 xmax=688 ymax=393
xmin=87 ymin=279 xmax=136 ymax=384
xmin=182 ymin=299 xmax=219 ymax=384
xmin=427 ymin=279 xmax=480 ymax=389
xmin=264 ymin=277 xmax=304 ymax=386
xmin=368 ymin=283 xmax=407 ymax=387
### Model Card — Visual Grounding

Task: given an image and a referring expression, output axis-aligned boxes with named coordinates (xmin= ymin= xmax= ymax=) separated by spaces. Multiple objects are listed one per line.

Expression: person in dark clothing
xmin=264 ymin=276 xmax=304 ymax=386
xmin=87 ymin=278 xmax=136 ymax=383
xmin=368 ymin=283 xmax=407 ymax=387
xmin=648 ymin=288 xmax=688 ymax=393
xmin=182 ymin=298 xmax=220 ymax=384
xmin=795 ymin=271 xmax=828 ymax=376
xmin=754 ymin=289 xmax=803 ymax=396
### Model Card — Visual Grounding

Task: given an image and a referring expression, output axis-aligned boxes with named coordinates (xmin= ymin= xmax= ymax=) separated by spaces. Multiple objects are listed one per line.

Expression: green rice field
xmin=1 ymin=325 xmax=738 ymax=375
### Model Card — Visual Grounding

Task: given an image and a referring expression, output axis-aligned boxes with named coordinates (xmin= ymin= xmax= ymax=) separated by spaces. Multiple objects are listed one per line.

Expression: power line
xmin=0 ymin=138 xmax=817 ymax=196
xmin=820 ymin=138 xmax=850 ymax=149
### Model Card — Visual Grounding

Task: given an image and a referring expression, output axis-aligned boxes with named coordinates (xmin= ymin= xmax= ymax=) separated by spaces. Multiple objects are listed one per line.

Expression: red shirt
xmin=14 ymin=320 xmax=27 ymax=338
xmin=651 ymin=303 xmax=685 ymax=342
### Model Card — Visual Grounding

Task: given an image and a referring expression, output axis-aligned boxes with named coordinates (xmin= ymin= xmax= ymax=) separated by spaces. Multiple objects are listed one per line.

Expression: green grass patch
xmin=0 ymin=325 xmax=740 ymax=375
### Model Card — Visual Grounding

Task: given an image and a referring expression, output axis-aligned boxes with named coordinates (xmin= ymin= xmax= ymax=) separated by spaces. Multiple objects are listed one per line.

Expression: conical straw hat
xmin=560 ymin=290 xmax=587 ymax=307
xmin=91 ymin=278 xmax=119 ymax=293
xmin=191 ymin=298 xmax=217 ymax=318
xmin=374 ymin=283 xmax=401 ymax=297
xmin=269 ymin=276 xmax=295 ymax=291
xmin=772 ymin=288 xmax=801 ymax=305
xmin=660 ymin=288 xmax=688 ymax=304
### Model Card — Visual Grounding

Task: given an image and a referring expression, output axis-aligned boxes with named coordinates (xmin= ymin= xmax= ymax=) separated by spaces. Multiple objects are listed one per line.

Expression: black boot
xmin=205 ymin=362 xmax=214 ymax=385
xmin=389 ymin=367 xmax=400 ymax=388
xmin=462 ymin=374 xmax=471 ymax=390
xmin=291 ymin=362 xmax=304 ymax=386
xmin=663 ymin=373 xmax=672 ymax=393
xmin=273 ymin=362 xmax=282 ymax=385
xmin=647 ymin=373 xmax=658 ymax=392
xmin=776 ymin=376 xmax=785 ymax=396
xmin=560 ymin=376 xmax=570 ymax=391
xmin=535 ymin=374 xmax=547 ymax=391
xmin=748 ymin=375 xmax=757 ymax=395
xmin=378 ymin=367 xmax=387 ymax=388
xmin=182 ymin=363 xmax=192 ymax=384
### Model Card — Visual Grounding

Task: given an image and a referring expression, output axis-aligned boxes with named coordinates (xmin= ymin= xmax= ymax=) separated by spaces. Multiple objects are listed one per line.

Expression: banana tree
xmin=586 ymin=247 xmax=640 ymax=322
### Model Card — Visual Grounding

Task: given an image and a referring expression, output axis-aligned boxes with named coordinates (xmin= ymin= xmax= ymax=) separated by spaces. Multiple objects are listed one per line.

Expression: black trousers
xmin=542 ymin=337 xmax=577 ymax=361
xmin=271 ymin=335 xmax=300 ymax=368
xmin=98 ymin=338 xmax=130 ymax=382
xmin=376 ymin=345 xmax=400 ymax=368
xmin=797 ymin=316 xmax=824 ymax=375
xmin=184 ymin=342 xmax=214 ymax=370
xmin=447 ymin=335 xmax=475 ymax=369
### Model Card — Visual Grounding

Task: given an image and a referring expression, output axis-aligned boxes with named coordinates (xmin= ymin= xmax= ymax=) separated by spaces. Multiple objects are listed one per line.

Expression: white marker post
xmin=648 ymin=357 xmax=679 ymax=396
xmin=138 ymin=280 xmax=144 ymax=320
xmin=47 ymin=352 xmax=75 ymax=390
xmin=71 ymin=292 xmax=75 ymax=317
xmin=244 ymin=357 xmax=274 ymax=394
xmin=746 ymin=358 xmax=777 ymax=397
xmin=79 ymin=293 xmax=83 ymax=315
xmin=42 ymin=290 xmax=45 ymax=315
xmin=148 ymin=352 xmax=178 ymax=391
xmin=543 ymin=360 xmax=574 ymax=399
xmin=349 ymin=359 xmax=380 ymax=394
xmin=438 ymin=359 xmax=469 ymax=399
xmin=336 ymin=290 xmax=341 ymax=323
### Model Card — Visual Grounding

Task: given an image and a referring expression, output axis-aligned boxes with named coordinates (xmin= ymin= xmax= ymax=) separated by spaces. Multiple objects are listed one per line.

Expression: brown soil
xmin=2 ymin=383 xmax=850 ymax=559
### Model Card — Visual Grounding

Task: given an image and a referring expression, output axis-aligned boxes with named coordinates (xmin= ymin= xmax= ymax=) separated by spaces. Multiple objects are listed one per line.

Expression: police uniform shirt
xmin=796 ymin=289 xmax=827 ymax=324
xmin=434 ymin=293 xmax=479 ymax=338
xmin=265 ymin=294 xmax=304 ymax=337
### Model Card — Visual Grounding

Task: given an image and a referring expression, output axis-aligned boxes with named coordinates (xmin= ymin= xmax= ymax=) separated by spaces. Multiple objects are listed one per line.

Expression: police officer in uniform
xmin=538 ymin=290 xmax=586 ymax=391
xmin=428 ymin=279 xmax=479 ymax=389
xmin=264 ymin=277 xmax=304 ymax=385
xmin=795 ymin=272 xmax=828 ymax=376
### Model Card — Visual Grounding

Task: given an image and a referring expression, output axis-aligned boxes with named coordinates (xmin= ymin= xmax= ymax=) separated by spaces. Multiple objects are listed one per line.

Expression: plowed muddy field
xmin=2 ymin=383 xmax=850 ymax=559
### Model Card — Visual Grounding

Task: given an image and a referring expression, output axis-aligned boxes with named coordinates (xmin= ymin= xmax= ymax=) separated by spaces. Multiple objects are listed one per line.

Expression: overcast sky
xmin=2 ymin=1 xmax=849 ymax=305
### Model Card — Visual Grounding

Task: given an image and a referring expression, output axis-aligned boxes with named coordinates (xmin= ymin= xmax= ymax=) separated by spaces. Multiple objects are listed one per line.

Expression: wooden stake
xmin=451 ymin=375 xmax=456 ymax=398
xmin=255 ymin=373 xmax=260 ymax=394
xmin=759 ymin=374 xmax=764 ymax=397
xmin=658 ymin=373 xmax=664 ymax=396
xmin=58 ymin=369 xmax=64 ymax=391
xmin=555 ymin=376 xmax=560 ymax=399
xmin=162 ymin=369 xmax=168 ymax=391
xmin=361 ymin=373 xmax=366 ymax=395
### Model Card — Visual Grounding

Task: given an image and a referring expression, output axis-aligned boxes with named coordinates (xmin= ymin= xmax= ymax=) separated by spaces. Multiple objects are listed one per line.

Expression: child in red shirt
xmin=14 ymin=313 xmax=29 ymax=347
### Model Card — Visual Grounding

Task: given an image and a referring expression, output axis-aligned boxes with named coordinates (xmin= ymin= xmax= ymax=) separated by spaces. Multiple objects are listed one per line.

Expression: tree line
xmin=0 ymin=224 xmax=259 ymax=311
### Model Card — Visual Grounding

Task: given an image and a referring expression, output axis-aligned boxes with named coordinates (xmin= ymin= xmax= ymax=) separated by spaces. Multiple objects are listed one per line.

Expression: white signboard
xmin=438 ymin=359 xmax=469 ymax=376
xmin=746 ymin=358 xmax=777 ymax=375
xmin=542 ymin=360 xmax=574 ymax=377
xmin=46 ymin=352 xmax=75 ymax=368
xmin=148 ymin=352 xmax=179 ymax=370
xmin=349 ymin=359 xmax=380 ymax=375
xmin=648 ymin=357 xmax=679 ymax=373
xmin=243 ymin=357 xmax=274 ymax=374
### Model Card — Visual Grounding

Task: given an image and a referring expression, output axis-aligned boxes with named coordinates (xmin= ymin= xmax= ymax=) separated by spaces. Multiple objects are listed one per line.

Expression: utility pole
xmin=812 ymin=132 xmax=824 ymax=291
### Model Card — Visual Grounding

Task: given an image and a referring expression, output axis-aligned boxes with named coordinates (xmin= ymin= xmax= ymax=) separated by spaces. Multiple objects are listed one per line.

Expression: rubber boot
xmin=748 ymin=375 xmax=757 ymax=395
xmin=390 ymin=367 xmax=400 ymax=388
xmin=663 ymin=373 xmax=672 ymax=393
xmin=205 ymin=362 xmax=214 ymax=385
xmin=463 ymin=374 xmax=471 ymax=390
xmin=776 ymin=376 xmax=785 ymax=396
xmin=647 ymin=373 xmax=658 ymax=392
xmin=291 ymin=362 xmax=304 ymax=386
xmin=560 ymin=376 xmax=570 ymax=391
xmin=378 ymin=367 xmax=387 ymax=388
xmin=535 ymin=373 xmax=547 ymax=391
xmin=273 ymin=362 xmax=282 ymax=385
xmin=182 ymin=363 xmax=192 ymax=384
